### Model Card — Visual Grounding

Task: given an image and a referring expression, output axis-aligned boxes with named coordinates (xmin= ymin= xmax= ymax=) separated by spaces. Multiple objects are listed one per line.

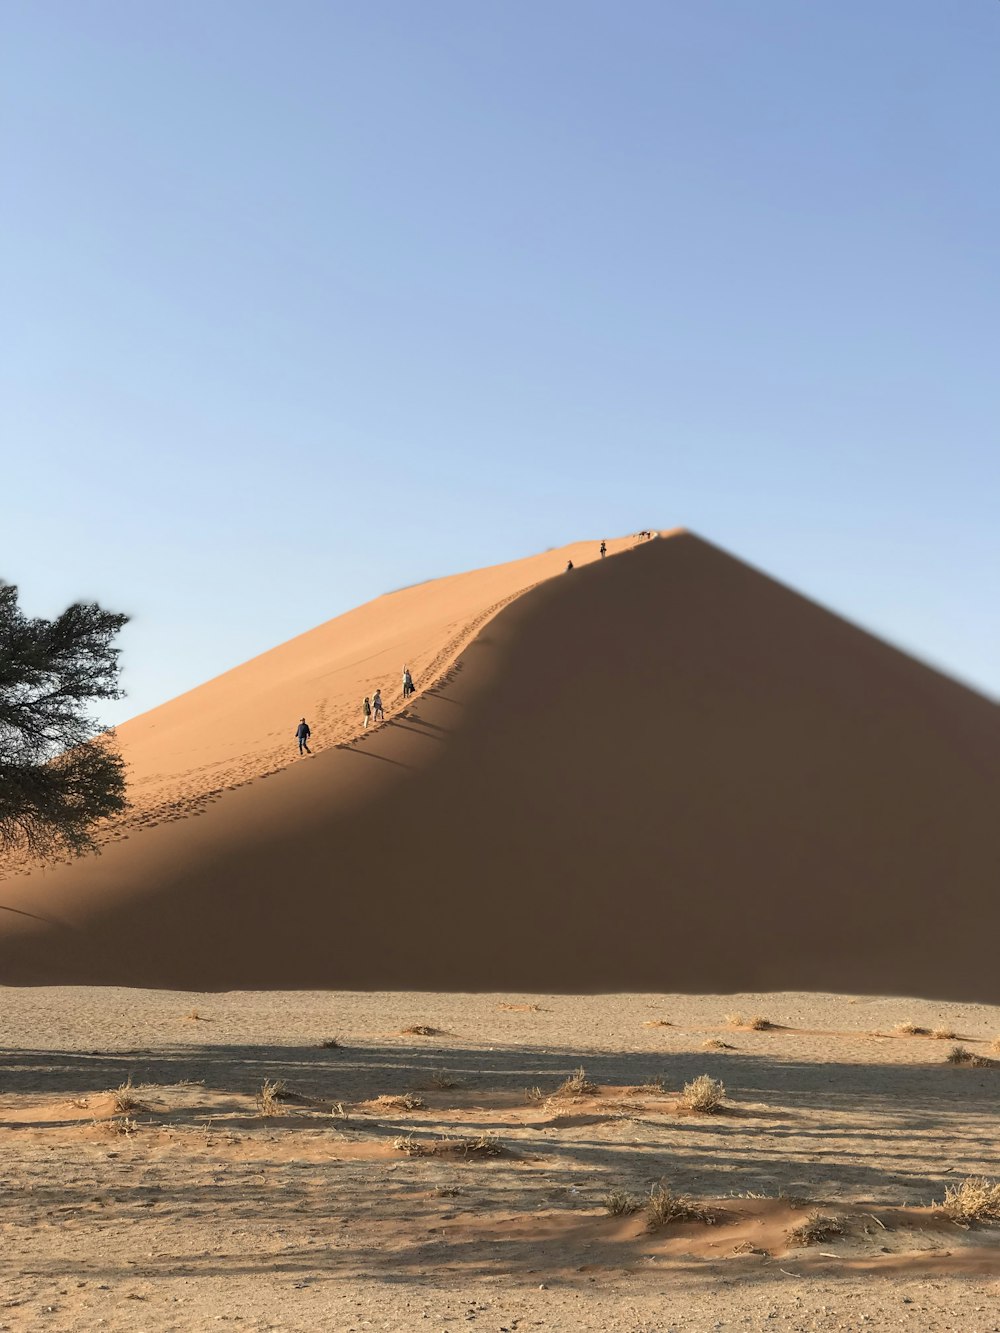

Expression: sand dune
xmin=0 ymin=531 xmax=997 ymax=998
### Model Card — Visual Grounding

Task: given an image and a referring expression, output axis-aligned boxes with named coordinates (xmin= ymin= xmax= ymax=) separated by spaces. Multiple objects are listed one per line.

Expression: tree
xmin=0 ymin=582 xmax=129 ymax=859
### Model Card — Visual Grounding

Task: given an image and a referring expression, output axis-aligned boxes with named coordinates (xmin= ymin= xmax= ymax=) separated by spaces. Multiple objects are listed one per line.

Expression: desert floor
xmin=1 ymin=988 xmax=998 ymax=1332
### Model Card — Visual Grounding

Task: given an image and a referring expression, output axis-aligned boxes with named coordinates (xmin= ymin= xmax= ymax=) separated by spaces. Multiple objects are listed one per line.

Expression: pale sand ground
xmin=2 ymin=989 xmax=998 ymax=1331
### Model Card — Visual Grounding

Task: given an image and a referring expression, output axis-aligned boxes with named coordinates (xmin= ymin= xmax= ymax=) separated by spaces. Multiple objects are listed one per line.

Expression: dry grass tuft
xmin=894 ymin=1021 xmax=930 ymax=1036
xmin=931 ymin=1028 xmax=959 ymax=1041
xmin=604 ymin=1187 xmax=641 ymax=1216
xmin=787 ymin=1212 xmax=847 ymax=1246
xmin=428 ymin=1070 xmax=460 ymax=1090
xmin=400 ymin=1025 xmax=442 ymax=1037
xmin=946 ymin=1045 xmax=995 ymax=1068
xmin=642 ymin=1019 xmax=671 ymax=1027
xmin=434 ymin=1185 xmax=463 ymax=1198
xmin=497 ymin=1003 xmax=542 ymax=1012
xmin=725 ymin=1012 xmax=774 ymax=1031
xmin=256 ymin=1078 xmax=288 ymax=1117
xmin=525 ymin=1085 xmax=546 ymax=1103
xmin=394 ymin=1132 xmax=504 ymax=1158
xmin=937 ymin=1177 xmax=1000 ymax=1226
xmin=101 ymin=1115 xmax=138 ymax=1137
xmin=112 ymin=1078 xmax=144 ymax=1114
xmin=646 ymin=1183 xmax=715 ymax=1230
xmin=627 ymin=1076 xmax=666 ymax=1095
xmin=554 ymin=1066 xmax=599 ymax=1098
xmin=378 ymin=1092 xmax=427 ymax=1111
xmin=681 ymin=1074 xmax=725 ymax=1113
xmin=702 ymin=1038 xmax=735 ymax=1051
xmin=319 ymin=1038 xmax=342 ymax=1049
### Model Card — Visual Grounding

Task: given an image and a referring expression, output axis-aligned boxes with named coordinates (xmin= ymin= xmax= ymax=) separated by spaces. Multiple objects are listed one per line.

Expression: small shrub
xmin=319 ymin=1038 xmax=342 ymax=1049
xmin=748 ymin=1015 xmax=774 ymax=1030
xmin=702 ymin=1038 xmax=734 ymax=1051
xmin=946 ymin=1045 xmax=994 ymax=1067
xmin=429 ymin=1070 xmax=459 ymax=1090
xmin=604 ymin=1187 xmax=641 ymax=1216
xmin=646 ymin=1183 xmax=714 ymax=1230
xmin=788 ymin=1212 xmax=846 ymax=1246
xmin=525 ymin=1085 xmax=545 ymax=1103
xmin=642 ymin=1019 xmax=671 ymax=1027
xmin=681 ymin=1074 xmax=725 ymax=1113
xmin=112 ymin=1078 xmax=143 ymax=1114
xmin=256 ymin=1078 xmax=288 ymax=1117
xmin=183 ymin=1008 xmax=204 ymax=1022
xmin=894 ymin=1021 xmax=930 ymax=1036
xmin=554 ymin=1066 xmax=598 ymax=1097
xmin=937 ymin=1177 xmax=1000 ymax=1225
xmin=931 ymin=1028 xmax=958 ymax=1041
xmin=401 ymin=1025 xmax=441 ymax=1037
xmin=724 ymin=1012 xmax=745 ymax=1028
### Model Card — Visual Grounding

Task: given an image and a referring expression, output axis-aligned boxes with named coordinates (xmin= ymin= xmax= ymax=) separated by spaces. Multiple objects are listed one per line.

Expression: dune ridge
xmin=0 ymin=531 xmax=997 ymax=998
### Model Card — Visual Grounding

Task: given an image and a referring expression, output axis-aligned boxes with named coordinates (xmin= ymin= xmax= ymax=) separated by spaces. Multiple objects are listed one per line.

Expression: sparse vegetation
xmin=894 ymin=1021 xmax=930 ymax=1036
xmin=627 ymin=1076 xmax=665 ymax=1095
xmin=394 ymin=1132 xmax=504 ymax=1158
xmin=319 ymin=1038 xmax=342 ymax=1049
xmin=702 ymin=1038 xmax=734 ymax=1051
xmin=937 ymin=1177 xmax=1000 ymax=1226
xmin=400 ymin=1025 xmax=442 ymax=1037
xmin=646 ymin=1183 xmax=715 ymax=1230
xmin=429 ymin=1070 xmax=460 ymax=1090
xmin=642 ymin=1019 xmax=671 ymax=1027
xmin=105 ymin=1115 xmax=138 ymax=1137
xmin=377 ymin=1092 xmax=427 ymax=1111
xmin=946 ymin=1045 xmax=994 ymax=1068
xmin=681 ymin=1074 xmax=725 ymax=1113
xmin=554 ymin=1066 xmax=598 ymax=1097
xmin=725 ymin=1012 xmax=774 ymax=1031
xmin=787 ymin=1212 xmax=847 ymax=1246
xmin=604 ymin=1187 xmax=641 ymax=1216
xmin=183 ymin=1008 xmax=202 ymax=1021
xmin=256 ymin=1078 xmax=288 ymax=1117
xmin=992 ymin=1038 xmax=1000 ymax=1055
xmin=112 ymin=1078 xmax=143 ymax=1114
xmin=931 ymin=1028 xmax=958 ymax=1041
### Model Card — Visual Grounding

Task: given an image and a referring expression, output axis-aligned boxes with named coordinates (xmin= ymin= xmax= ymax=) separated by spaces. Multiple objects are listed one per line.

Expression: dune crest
xmin=0 ymin=531 xmax=996 ymax=998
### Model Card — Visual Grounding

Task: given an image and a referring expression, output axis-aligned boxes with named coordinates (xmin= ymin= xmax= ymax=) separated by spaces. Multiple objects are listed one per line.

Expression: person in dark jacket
xmin=295 ymin=718 xmax=311 ymax=755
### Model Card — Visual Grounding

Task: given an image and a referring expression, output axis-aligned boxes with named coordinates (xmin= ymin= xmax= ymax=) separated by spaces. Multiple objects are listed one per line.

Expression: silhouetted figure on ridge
xmin=600 ymin=541 xmax=607 ymax=558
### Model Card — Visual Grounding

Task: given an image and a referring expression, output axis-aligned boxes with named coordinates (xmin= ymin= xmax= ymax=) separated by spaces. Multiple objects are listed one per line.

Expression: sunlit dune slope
xmin=1 ymin=532 xmax=997 ymax=999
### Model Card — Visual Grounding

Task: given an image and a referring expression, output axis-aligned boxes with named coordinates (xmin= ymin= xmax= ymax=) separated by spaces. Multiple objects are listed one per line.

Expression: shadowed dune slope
xmin=1 ymin=533 xmax=997 ymax=998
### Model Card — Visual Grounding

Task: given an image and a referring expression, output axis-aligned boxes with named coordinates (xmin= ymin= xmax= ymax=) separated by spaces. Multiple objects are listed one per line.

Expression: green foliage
xmin=0 ymin=582 xmax=129 ymax=858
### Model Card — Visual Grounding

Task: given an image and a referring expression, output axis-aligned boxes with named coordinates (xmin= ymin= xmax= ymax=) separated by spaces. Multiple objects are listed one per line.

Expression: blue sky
xmin=3 ymin=0 xmax=998 ymax=720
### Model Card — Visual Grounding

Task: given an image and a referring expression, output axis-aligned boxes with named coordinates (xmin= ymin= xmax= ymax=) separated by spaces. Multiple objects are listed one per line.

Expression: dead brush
xmin=646 ymin=1183 xmax=715 ymax=1230
xmin=724 ymin=1012 xmax=772 ymax=1030
xmin=377 ymin=1092 xmax=427 ymax=1111
xmin=400 ymin=1025 xmax=442 ymax=1037
xmin=183 ymin=1008 xmax=205 ymax=1022
xmin=604 ymin=1187 xmax=641 ymax=1215
xmin=894 ymin=1021 xmax=930 ymax=1036
xmin=787 ymin=1212 xmax=847 ymax=1246
xmin=946 ymin=1045 xmax=994 ymax=1068
xmin=394 ymin=1132 xmax=504 ymax=1158
xmin=428 ymin=1070 xmax=460 ymax=1090
xmin=931 ymin=1028 xmax=959 ymax=1041
xmin=627 ymin=1076 xmax=665 ymax=1096
xmin=525 ymin=1085 xmax=546 ymax=1103
xmin=112 ymin=1078 xmax=144 ymax=1114
xmin=105 ymin=1115 xmax=138 ymax=1137
xmin=256 ymin=1078 xmax=288 ymax=1117
xmin=319 ymin=1038 xmax=342 ymax=1049
xmin=681 ymin=1074 xmax=725 ymax=1113
xmin=702 ymin=1038 xmax=735 ymax=1051
xmin=642 ymin=1019 xmax=671 ymax=1027
xmin=937 ymin=1176 xmax=1000 ymax=1226
xmin=553 ymin=1066 xmax=598 ymax=1098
